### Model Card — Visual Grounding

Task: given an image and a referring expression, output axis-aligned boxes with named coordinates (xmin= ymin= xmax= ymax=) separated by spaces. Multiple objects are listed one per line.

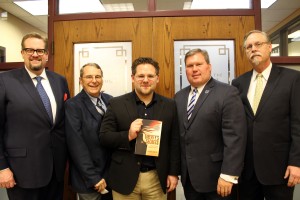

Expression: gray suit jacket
xmin=175 ymin=78 xmax=247 ymax=192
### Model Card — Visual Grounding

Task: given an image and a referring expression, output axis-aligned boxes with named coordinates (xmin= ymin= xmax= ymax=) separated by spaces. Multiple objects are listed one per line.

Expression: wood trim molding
xmin=0 ymin=62 xmax=23 ymax=71
xmin=271 ymin=56 xmax=300 ymax=65
xmin=267 ymin=8 xmax=300 ymax=35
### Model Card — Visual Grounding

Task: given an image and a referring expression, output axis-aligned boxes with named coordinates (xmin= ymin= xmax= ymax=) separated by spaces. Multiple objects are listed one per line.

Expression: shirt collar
xmin=132 ymin=91 xmax=157 ymax=104
xmin=85 ymin=90 xmax=103 ymax=105
xmin=253 ymin=63 xmax=272 ymax=81
xmin=25 ymin=66 xmax=48 ymax=80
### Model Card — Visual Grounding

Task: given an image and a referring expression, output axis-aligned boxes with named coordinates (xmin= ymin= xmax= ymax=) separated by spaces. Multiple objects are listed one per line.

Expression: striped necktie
xmin=253 ymin=73 xmax=264 ymax=114
xmin=187 ymin=88 xmax=197 ymax=120
xmin=35 ymin=76 xmax=53 ymax=123
xmin=96 ymin=98 xmax=105 ymax=115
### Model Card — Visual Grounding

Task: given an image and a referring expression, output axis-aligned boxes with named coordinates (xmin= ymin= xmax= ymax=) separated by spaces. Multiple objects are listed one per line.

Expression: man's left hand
xmin=284 ymin=165 xmax=300 ymax=187
xmin=217 ymin=177 xmax=233 ymax=197
xmin=167 ymin=175 xmax=178 ymax=192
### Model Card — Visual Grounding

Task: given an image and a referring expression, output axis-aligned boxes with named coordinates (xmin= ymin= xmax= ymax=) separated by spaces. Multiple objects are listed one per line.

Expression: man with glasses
xmin=65 ymin=63 xmax=112 ymax=200
xmin=0 ymin=32 xmax=70 ymax=200
xmin=232 ymin=30 xmax=300 ymax=200
xmin=99 ymin=57 xmax=180 ymax=200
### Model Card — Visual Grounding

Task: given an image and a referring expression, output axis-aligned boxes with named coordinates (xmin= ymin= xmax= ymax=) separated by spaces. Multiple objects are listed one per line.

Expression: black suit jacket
xmin=99 ymin=92 xmax=180 ymax=195
xmin=232 ymin=65 xmax=300 ymax=185
xmin=0 ymin=67 xmax=70 ymax=188
xmin=65 ymin=89 xmax=112 ymax=193
xmin=174 ymin=78 xmax=247 ymax=192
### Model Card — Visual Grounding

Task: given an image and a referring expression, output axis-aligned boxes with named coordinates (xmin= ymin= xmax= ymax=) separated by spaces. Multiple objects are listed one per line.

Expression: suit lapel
xmin=182 ymin=87 xmax=191 ymax=129
xmin=20 ymin=68 xmax=51 ymax=124
xmin=239 ymin=72 xmax=254 ymax=117
xmin=185 ymin=78 xmax=214 ymax=129
xmin=255 ymin=66 xmax=280 ymax=116
xmin=80 ymin=90 xmax=102 ymax=121
xmin=124 ymin=93 xmax=139 ymax=121
xmin=152 ymin=94 xmax=164 ymax=121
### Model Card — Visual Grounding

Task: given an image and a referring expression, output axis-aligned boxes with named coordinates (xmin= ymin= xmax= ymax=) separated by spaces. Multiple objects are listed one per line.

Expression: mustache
xmin=250 ymin=53 xmax=261 ymax=59
xmin=30 ymin=58 xmax=42 ymax=61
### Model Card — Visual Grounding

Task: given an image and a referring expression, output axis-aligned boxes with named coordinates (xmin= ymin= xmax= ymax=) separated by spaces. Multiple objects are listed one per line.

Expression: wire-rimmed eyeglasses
xmin=245 ymin=42 xmax=269 ymax=51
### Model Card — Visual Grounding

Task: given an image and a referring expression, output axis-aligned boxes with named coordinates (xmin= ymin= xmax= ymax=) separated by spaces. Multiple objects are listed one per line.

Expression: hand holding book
xmin=134 ymin=119 xmax=162 ymax=157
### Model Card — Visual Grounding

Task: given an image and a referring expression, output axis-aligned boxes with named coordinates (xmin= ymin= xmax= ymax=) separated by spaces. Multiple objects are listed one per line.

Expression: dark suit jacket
xmin=99 ymin=91 xmax=180 ymax=195
xmin=0 ymin=67 xmax=70 ymax=188
xmin=232 ymin=65 xmax=300 ymax=185
xmin=65 ymin=89 xmax=112 ymax=193
xmin=174 ymin=78 xmax=247 ymax=193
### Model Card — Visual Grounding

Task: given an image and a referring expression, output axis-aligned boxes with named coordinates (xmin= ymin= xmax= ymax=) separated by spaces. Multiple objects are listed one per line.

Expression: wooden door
xmin=53 ymin=16 xmax=255 ymax=200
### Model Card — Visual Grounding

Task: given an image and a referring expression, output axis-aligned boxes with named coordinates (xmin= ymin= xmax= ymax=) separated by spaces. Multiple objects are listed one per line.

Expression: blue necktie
xmin=96 ymin=98 xmax=106 ymax=116
xmin=187 ymin=88 xmax=197 ymax=120
xmin=35 ymin=76 xmax=53 ymax=123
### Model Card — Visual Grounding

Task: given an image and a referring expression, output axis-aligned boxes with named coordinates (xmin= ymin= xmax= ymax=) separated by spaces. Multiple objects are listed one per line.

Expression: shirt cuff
xmin=220 ymin=173 xmax=238 ymax=184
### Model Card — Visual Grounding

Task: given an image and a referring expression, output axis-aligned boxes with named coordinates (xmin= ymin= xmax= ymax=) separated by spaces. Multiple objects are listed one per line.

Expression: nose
xmin=143 ymin=76 xmax=149 ymax=81
xmin=92 ymin=77 xmax=97 ymax=82
xmin=192 ymin=65 xmax=198 ymax=70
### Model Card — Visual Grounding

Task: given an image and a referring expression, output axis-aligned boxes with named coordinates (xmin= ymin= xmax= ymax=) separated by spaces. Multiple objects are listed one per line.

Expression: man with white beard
xmin=232 ymin=30 xmax=300 ymax=200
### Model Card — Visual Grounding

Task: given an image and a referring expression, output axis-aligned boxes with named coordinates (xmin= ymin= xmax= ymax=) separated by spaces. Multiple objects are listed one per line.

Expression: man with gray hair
xmin=232 ymin=30 xmax=300 ymax=199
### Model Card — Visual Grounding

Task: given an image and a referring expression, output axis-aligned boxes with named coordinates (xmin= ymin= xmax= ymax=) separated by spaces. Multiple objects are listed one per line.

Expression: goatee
xmin=251 ymin=57 xmax=260 ymax=66
xmin=30 ymin=65 xmax=43 ymax=71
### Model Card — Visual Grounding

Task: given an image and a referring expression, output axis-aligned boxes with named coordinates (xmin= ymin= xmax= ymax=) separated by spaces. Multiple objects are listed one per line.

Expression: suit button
xmin=137 ymin=162 xmax=141 ymax=166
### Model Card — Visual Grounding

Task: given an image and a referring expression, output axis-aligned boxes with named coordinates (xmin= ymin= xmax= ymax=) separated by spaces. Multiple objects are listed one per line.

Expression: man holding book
xmin=99 ymin=57 xmax=180 ymax=200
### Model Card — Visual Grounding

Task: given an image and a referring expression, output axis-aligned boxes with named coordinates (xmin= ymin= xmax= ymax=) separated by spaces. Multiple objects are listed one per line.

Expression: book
xmin=134 ymin=119 xmax=162 ymax=157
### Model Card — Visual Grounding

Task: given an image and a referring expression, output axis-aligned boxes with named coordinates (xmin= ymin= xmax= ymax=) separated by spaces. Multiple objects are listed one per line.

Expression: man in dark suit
xmin=65 ymin=63 xmax=112 ymax=200
xmin=232 ymin=30 xmax=300 ymax=200
xmin=0 ymin=32 xmax=70 ymax=200
xmin=174 ymin=48 xmax=247 ymax=200
xmin=99 ymin=57 xmax=180 ymax=200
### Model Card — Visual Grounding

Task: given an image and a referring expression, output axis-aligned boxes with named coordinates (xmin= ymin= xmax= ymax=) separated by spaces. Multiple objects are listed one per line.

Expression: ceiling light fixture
xmin=13 ymin=0 xmax=47 ymax=16
xmin=103 ymin=3 xmax=134 ymax=12
xmin=190 ymin=0 xmax=250 ymax=9
xmin=288 ymin=30 xmax=300 ymax=38
xmin=261 ymin=0 xmax=277 ymax=9
xmin=59 ymin=0 xmax=105 ymax=14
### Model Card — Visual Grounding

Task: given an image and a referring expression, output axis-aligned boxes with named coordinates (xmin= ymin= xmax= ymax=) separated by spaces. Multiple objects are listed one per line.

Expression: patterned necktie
xmin=96 ymin=98 xmax=106 ymax=115
xmin=253 ymin=74 xmax=264 ymax=114
xmin=187 ymin=88 xmax=198 ymax=120
xmin=35 ymin=76 xmax=53 ymax=123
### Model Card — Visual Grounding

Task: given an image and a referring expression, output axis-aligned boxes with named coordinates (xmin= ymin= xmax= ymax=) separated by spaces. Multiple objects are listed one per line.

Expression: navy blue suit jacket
xmin=65 ymin=89 xmax=112 ymax=193
xmin=0 ymin=67 xmax=70 ymax=188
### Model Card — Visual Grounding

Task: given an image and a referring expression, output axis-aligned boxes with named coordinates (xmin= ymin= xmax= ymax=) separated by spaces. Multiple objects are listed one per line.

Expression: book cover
xmin=134 ymin=119 xmax=162 ymax=157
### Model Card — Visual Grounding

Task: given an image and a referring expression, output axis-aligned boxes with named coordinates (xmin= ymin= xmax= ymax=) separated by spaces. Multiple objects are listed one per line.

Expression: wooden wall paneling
xmin=54 ymin=18 xmax=153 ymax=97
xmin=152 ymin=17 xmax=174 ymax=98
xmin=235 ymin=16 xmax=256 ymax=76
xmin=53 ymin=15 xmax=256 ymax=200
xmin=152 ymin=16 xmax=256 ymax=99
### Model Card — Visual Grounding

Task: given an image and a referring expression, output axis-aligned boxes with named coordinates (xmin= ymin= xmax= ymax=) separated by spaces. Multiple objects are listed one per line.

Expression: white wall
xmin=0 ymin=12 xmax=46 ymax=62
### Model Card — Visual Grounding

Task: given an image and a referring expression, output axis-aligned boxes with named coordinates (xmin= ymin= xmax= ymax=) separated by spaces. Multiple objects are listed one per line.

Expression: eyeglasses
xmin=82 ymin=75 xmax=102 ymax=81
xmin=135 ymin=74 xmax=157 ymax=81
xmin=23 ymin=48 xmax=47 ymax=56
xmin=245 ymin=42 xmax=269 ymax=51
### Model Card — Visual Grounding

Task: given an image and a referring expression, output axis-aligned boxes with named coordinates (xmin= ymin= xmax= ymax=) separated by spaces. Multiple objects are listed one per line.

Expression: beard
xmin=250 ymin=53 xmax=261 ymax=66
xmin=251 ymin=57 xmax=260 ymax=66
xmin=28 ymin=58 xmax=44 ymax=71
xmin=29 ymin=64 xmax=43 ymax=71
